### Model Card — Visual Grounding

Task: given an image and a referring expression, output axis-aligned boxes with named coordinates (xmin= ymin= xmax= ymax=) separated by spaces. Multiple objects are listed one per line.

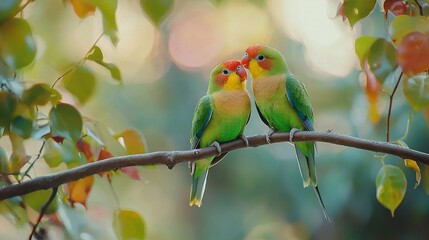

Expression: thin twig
xmin=20 ymin=141 xmax=46 ymax=183
xmin=28 ymin=187 xmax=58 ymax=240
xmin=387 ymin=72 xmax=403 ymax=142
xmin=0 ymin=130 xmax=428 ymax=201
xmin=51 ymin=33 xmax=104 ymax=88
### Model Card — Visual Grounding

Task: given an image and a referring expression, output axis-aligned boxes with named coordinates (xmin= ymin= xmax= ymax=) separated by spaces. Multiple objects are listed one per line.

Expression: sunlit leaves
xmin=397 ymin=31 xmax=429 ymax=76
xmin=22 ymin=83 xmax=61 ymax=106
xmin=49 ymin=103 xmax=83 ymax=142
xmin=355 ymin=36 xmax=377 ymax=66
xmin=113 ymin=209 xmax=146 ymax=240
xmin=376 ymin=164 xmax=407 ymax=217
xmin=389 ymin=15 xmax=429 ymax=45
xmin=23 ymin=189 xmax=58 ymax=214
xmin=86 ymin=0 xmax=118 ymax=45
xmin=0 ymin=0 xmax=21 ymax=23
xmin=87 ymin=122 xmax=126 ymax=156
xmin=70 ymin=0 xmax=96 ymax=19
xmin=403 ymin=73 xmax=429 ymax=111
xmin=63 ymin=66 xmax=96 ymax=104
xmin=337 ymin=0 xmax=376 ymax=27
xmin=8 ymin=132 xmax=28 ymax=172
xmin=66 ymin=176 xmax=94 ymax=207
xmin=0 ymin=18 xmax=36 ymax=69
xmin=86 ymin=46 xmax=122 ymax=82
xmin=368 ymin=39 xmax=397 ymax=83
xmin=140 ymin=0 xmax=174 ymax=26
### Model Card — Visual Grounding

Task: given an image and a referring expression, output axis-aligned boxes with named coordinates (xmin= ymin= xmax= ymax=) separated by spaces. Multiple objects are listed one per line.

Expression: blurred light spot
xmin=270 ymin=0 xmax=360 ymax=78
xmin=216 ymin=2 xmax=272 ymax=57
xmin=168 ymin=8 xmax=222 ymax=70
xmin=99 ymin=0 xmax=157 ymax=83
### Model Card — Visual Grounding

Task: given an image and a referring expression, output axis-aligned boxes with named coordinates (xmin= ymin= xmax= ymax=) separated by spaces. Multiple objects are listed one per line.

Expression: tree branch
xmin=1 ymin=130 xmax=428 ymax=201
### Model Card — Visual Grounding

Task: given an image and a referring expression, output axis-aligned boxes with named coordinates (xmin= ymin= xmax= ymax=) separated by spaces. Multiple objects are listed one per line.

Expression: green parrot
xmin=189 ymin=60 xmax=251 ymax=207
xmin=241 ymin=44 xmax=329 ymax=221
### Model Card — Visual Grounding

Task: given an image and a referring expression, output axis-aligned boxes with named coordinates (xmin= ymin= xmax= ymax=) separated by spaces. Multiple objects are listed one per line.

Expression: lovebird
xmin=189 ymin=60 xmax=251 ymax=207
xmin=241 ymin=44 xmax=329 ymax=221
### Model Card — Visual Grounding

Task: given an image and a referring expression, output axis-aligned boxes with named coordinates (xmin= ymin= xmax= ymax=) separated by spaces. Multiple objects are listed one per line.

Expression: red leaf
xmin=397 ymin=31 xmax=429 ymax=76
xmin=96 ymin=148 xmax=114 ymax=177
xmin=52 ymin=136 xmax=64 ymax=143
xmin=120 ymin=167 xmax=141 ymax=181
xmin=76 ymin=139 xmax=92 ymax=159
xmin=336 ymin=2 xmax=346 ymax=21
xmin=384 ymin=0 xmax=407 ymax=17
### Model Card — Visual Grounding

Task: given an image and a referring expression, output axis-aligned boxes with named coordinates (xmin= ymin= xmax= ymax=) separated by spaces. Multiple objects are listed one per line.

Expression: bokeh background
xmin=1 ymin=0 xmax=429 ymax=239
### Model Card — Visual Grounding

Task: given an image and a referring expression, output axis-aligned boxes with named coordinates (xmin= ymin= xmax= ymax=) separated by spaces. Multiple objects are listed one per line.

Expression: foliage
xmin=336 ymin=0 xmax=429 ymax=218
xmin=0 ymin=0 xmax=428 ymax=239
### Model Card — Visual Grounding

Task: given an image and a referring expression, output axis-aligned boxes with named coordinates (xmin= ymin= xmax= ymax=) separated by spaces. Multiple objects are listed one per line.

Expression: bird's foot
xmin=210 ymin=141 xmax=222 ymax=156
xmin=265 ymin=129 xmax=275 ymax=144
xmin=289 ymin=128 xmax=300 ymax=142
xmin=240 ymin=135 xmax=249 ymax=147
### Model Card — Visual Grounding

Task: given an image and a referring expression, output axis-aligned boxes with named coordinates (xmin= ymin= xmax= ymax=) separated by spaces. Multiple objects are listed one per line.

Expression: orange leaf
xmin=363 ymin=59 xmax=382 ymax=123
xmin=76 ymin=139 xmax=92 ymax=159
xmin=70 ymin=0 xmax=96 ymax=19
xmin=66 ymin=175 xmax=94 ymax=207
xmin=397 ymin=31 xmax=429 ymax=76
xmin=97 ymin=148 xmax=114 ymax=178
xmin=116 ymin=129 xmax=146 ymax=154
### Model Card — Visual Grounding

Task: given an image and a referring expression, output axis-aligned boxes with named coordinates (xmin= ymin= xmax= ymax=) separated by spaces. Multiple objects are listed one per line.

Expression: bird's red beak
xmin=241 ymin=55 xmax=250 ymax=68
xmin=236 ymin=65 xmax=247 ymax=81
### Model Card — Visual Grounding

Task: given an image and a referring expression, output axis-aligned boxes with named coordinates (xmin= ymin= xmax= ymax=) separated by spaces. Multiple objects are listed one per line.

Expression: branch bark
xmin=1 ymin=130 xmax=428 ymax=200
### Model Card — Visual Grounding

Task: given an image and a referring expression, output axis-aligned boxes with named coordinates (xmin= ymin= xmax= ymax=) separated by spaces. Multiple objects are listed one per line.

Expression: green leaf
xmin=11 ymin=116 xmax=33 ymax=139
xmin=367 ymin=38 xmax=397 ymax=83
xmin=140 ymin=0 xmax=174 ymax=26
xmin=0 ymin=91 xmax=18 ymax=127
xmin=0 ymin=0 xmax=22 ymax=23
xmin=86 ymin=122 xmax=126 ymax=156
xmin=355 ymin=36 xmax=378 ymax=66
xmin=403 ymin=73 xmax=429 ymax=111
xmin=87 ymin=0 xmax=118 ymax=45
xmin=63 ymin=66 xmax=97 ymax=104
xmin=376 ymin=164 xmax=407 ymax=217
xmin=113 ymin=209 xmax=146 ymax=240
xmin=61 ymin=138 xmax=86 ymax=167
xmin=0 ymin=147 xmax=8 ymax=173
xmin=99 ymin=62 xmax=122 ymax=81
xmin=49 ymin=103 xmax=83 ymax=142
xmin=23 ymin=189 xmax=58 ymax=214
xmin=0 ymin=18 xmax=36 ymax=69
xmin=86 ymin=46 xmax=104 ymax=62
xmin=342 ymin=0 xmax=376 ymax=27
xmin=22 ymin=83 xmax=61 ymax=106
xmin=43 ymin=138 xmax=63 ymax=168
xmin=389 ymin=15 xmax=429 ymax=45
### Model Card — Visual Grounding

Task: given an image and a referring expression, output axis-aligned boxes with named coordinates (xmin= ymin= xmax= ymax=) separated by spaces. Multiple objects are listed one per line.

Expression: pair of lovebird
xmin=189 ymin=44 xmax=329 ymax=221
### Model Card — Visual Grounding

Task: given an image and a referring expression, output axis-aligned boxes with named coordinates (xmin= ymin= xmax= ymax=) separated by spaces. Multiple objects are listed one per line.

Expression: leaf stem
xmin=414 ymin=0 xmax=424 ymax=15
xmin=28 ymin=187 xmax=58 ymax=240
xmin=387 ymin=72 xmax=403 ymax=142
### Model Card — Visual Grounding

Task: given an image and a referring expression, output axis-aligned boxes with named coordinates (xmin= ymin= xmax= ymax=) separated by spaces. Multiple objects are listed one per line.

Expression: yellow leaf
xmin=116 ymin=129 xmax=146 ymax=155
xmin=375 ymin=165 xmax=407 ymax=217
xmin=70 ymin=0 xmax=96 ymax=19
xmin=113 ymin=209 xmax=146 ymax=240
xmin=66 ymin=175 xmax=94 ymax=207
xmin=404 ymin=159 xmax=421 ymax=188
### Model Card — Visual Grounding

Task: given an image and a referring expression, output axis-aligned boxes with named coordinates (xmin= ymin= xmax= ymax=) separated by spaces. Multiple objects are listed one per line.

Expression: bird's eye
xmin=256 ymin=54 xmax=265 ymax=61
xmin=222 ymin=69 xmax=230 ymax=75
xmin=236 ymin=65 xmax=242 ymax=70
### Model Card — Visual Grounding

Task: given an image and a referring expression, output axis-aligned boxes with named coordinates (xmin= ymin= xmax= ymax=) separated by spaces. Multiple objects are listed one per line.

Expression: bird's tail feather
xmin=294 ymin=142 xmax=316 ymax=187
xmin=313 ymin=186 xmax=331 ymax=222
xmin=189 ymin=169 xmax=209 ymax=207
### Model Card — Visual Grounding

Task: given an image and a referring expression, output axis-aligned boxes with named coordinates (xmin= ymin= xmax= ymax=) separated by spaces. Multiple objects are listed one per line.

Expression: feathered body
xmin=242 ymin=45 xmax=329 ymax=220
xmin=189 ymin=60 xmax=250 ymax=207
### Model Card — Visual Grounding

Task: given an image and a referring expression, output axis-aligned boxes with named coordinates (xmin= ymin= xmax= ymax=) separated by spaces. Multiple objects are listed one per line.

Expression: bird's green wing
xmin=285 ymin=74 xmax=314 ymax=131
xmin=190 ymin=95 xmax=213 ymax=149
